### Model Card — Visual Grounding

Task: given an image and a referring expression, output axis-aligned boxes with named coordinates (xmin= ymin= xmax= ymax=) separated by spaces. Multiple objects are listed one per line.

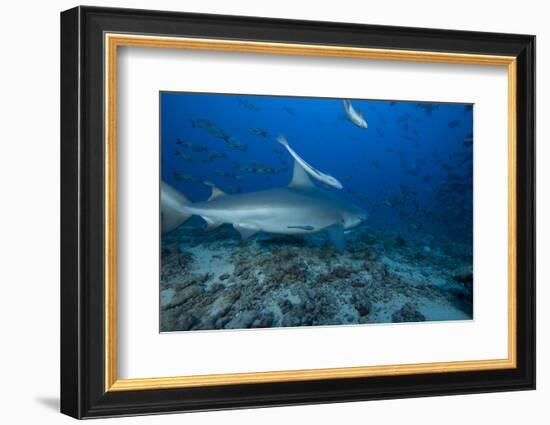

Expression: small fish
xmin=255 ymin=166 xmax=276 ymax=174
xmin=191 ymin=119 xmax=228 ymax=139
xmin=224 ymin=137 xmax=248 ymax=151
xmin=200 ymin=125 xmax=227 ymax=139
xmin=343 ymin=100 xmax=368 ymax=128
xmin=238 ymin=98 xmax=260 ymax=111
xmin=173 ymin=172 xmax=198 ymax=182
xmin=190 ymin=118 xmax=215 ymax=129
xmin=416 ymin=103 xmax=439 ymax=116
xmin=206 ymin=151 xmax=227 ymax=161
xmin=396 ymin=114 xmax=410 ymax=123
xmin=250 ymin=128 xmax=269 ymax=137
xmin=176 ymin=139 xmax=192 ymax=149
xmin=190 ymin=144 xmax=208 ymax=153
xmin=277 ymin=135 xmax=343 ymax=189
xmin=448 ymin=119 xmax=460 ymax=128
xmin=283 ymin=106 xmax=295 ymax=116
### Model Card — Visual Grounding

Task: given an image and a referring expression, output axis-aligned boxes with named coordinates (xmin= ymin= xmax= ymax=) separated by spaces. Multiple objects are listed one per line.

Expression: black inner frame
xmin=60 ymin=6 xmax=535 ymax=419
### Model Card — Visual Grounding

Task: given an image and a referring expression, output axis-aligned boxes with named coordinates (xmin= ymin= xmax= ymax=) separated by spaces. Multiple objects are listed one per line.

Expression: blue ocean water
xmin=159 ymin=92 xmax=474 ymax=331
xmin=161 ymin=92 xmax=473 ymax=245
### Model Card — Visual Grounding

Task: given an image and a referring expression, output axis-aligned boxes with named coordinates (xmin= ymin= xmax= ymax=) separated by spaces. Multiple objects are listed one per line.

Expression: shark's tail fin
xmin=343 ymin=99 xmax=351 ymax=112
xmin=276 ymin=134 xmax=290 ymax=148
xmin=161 ymin=181 xmax=192 ymax=234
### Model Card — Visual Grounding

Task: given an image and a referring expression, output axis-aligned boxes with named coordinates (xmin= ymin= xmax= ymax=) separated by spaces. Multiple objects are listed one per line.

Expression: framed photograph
xmin=60 ymin=6 xmax=535 ymax=419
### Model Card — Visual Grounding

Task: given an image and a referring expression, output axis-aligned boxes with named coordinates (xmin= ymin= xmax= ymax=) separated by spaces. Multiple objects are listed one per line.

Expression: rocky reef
xmin=160 ymin=217 xmax=473 ymax=332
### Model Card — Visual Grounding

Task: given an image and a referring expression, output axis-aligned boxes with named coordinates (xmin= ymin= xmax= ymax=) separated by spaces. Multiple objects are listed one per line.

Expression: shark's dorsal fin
xmin=289 ymin=160 xmax=314 ymax=188
xmin=203 ymin=181 xmax=226 ymax=201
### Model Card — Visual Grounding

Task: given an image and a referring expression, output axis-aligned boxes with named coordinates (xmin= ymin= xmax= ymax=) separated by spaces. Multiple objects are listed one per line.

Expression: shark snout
xmin=356 ymin=213 xmax=369 ymax=227
xmin=344 ymin=211 xmax=368 ymax=229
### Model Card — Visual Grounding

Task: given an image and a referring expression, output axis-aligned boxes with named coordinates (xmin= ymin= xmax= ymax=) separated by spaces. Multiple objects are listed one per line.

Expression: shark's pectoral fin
xmin=233 ymin=223 xmax=259 ymax=240
xmin=325 ymin=223 xmax=345 ymax=254
xmin=203 ymin=216 xmax=223 ymax=231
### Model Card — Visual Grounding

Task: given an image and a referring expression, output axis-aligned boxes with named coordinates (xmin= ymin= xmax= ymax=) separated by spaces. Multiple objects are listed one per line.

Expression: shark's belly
xmin=257 ymin=207 xmax=337 ymax=234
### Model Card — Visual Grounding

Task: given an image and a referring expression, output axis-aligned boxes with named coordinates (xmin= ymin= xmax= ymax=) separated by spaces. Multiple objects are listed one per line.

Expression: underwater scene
xmin=160 ymin=92 xmax=473 ymax=332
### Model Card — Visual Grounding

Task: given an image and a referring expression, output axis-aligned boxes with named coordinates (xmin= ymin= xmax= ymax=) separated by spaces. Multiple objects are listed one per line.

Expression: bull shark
xmin=343 ymin=100 xmax=368 ymax=129
xmin=161 ymin=160 xmax=367 ymax=253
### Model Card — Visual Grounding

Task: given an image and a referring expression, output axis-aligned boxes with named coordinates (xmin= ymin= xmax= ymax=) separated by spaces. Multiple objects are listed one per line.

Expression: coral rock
xmin=391 ymin=303 xmax=426 ymax=323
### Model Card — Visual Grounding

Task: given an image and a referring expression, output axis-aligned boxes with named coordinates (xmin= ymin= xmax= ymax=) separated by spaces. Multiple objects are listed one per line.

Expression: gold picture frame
xmin=61 ymin=6 xmax=535 ymax=419
xmin=104 ymin=34 xmax=517 ymax=392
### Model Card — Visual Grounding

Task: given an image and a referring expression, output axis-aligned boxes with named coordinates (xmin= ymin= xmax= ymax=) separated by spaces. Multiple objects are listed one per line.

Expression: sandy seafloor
xmin=160 ymin=217 xmax=473 ymax=332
